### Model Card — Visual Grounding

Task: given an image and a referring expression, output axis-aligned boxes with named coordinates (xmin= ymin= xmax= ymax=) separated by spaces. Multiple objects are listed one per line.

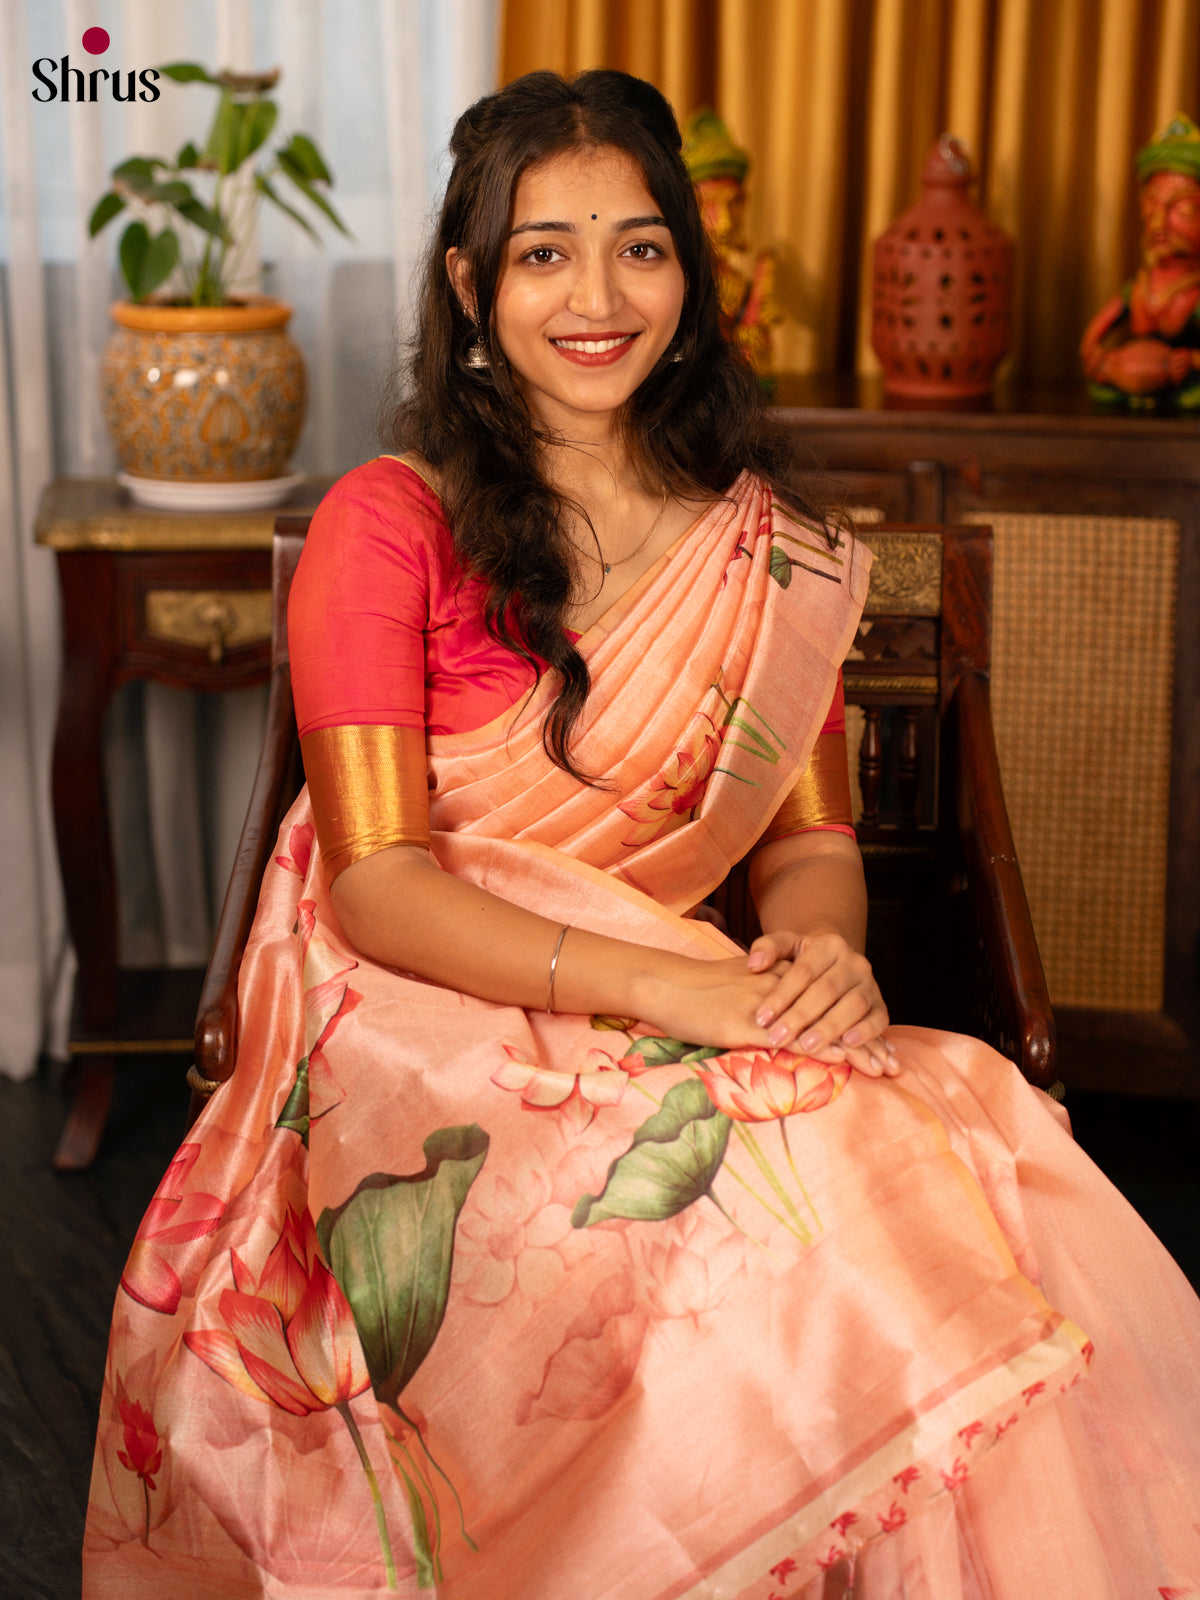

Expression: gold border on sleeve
xmin=758 ymin=731 xmax=854 ymax=845
xmin=302 ymin=724 xmax=431 ymax=877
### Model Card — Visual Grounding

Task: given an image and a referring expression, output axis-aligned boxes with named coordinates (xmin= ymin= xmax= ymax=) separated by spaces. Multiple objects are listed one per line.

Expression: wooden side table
xmin=35 ymin=477 xmax=332 ymax=1168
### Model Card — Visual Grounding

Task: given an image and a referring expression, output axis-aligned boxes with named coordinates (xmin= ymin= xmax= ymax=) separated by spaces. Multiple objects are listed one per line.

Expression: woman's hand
xmin=634 ymin=953 xmax=791 ymax=1053
xmin=745 ymin=930 xmax=897 ymax=1077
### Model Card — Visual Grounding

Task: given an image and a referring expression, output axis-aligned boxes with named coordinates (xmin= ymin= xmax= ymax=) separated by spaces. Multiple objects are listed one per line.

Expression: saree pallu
xmin=84 ymin=477 xmax=1200 ymax=1599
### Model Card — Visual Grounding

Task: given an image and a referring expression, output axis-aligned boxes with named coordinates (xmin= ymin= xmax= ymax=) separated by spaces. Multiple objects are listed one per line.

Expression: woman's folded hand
xmin=745 ymin=930 xmax=897 ymax=1077
xmin=633 ymin=953 xmax=795 ymax=1053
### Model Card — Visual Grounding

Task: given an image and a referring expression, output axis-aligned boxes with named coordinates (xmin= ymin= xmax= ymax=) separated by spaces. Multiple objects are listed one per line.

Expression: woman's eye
xmin=623 ymin=241 xmax=664 ymax=261
xmin=522 ymin=246 xmax=563 ymax=265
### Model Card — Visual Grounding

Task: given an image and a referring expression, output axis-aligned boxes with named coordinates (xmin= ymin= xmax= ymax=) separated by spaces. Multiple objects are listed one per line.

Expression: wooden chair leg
xmin=53 ymin=1055 xmax=116 ymax=1171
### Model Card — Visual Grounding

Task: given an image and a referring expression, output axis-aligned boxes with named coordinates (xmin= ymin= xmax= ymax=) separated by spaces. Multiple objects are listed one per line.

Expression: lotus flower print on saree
xmin=138 ymin=1013 xmax=852 ymax=1589
xmin=566 ymin=1031 xmax=850 ymax=1249
xmin=618 ymin=676 xmax=786 ymax=847
xmin=101 ymin=905 xmax=490 ymax=1589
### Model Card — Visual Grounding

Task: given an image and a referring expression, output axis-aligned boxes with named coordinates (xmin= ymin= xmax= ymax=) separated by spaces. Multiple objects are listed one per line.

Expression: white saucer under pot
xmin=117 ymin=471 xmax=306 ymax=512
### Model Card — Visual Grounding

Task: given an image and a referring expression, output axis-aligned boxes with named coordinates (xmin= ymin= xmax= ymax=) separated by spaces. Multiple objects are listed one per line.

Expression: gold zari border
xmin=758 ymin=731 xmax=854 ymax=845
xmin=301 ymin=724 xmax=430 ymax=878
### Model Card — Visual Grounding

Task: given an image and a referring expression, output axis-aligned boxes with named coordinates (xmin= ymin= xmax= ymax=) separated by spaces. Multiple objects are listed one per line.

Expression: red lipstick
xmin=549 ymin=333 xmax=640 ymax=367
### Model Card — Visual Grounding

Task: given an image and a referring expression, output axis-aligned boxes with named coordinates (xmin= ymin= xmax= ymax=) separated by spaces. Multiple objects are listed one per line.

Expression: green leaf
xmin=118 ymin=221 xmax=149 ymax=297
xmin=145 ymin=179 xmax=194 ymax=209
xmin=571 ymin=1078 xmax=731 ymax=1228
xmin=88 ymin=191 xmax=125 ymax=237
xmin=177 ymin=197 xmax=226 ymax=238
xmin=134 ymin=228 xmax=179 ymax=299
xmin=317 ymin=1125 xmax=490 ymax=1408
xmin=590 ymin=1014 xmax=639 ymax=1032
xmin=769 ymin=544 xmax=793 ymax=588
xmin=241 ymin=99 xmax=278 ymax=162
xmin=275 ymin=1057 xmax=311 ymax=1145
xmin=204 ymin=91 xmax=246 ymax=176
xmin=158 ymin=61 xmax=218 ymax=84
xmin=277 ymin=150 xmax=352 ymax=235
xmin=112 ymin=157 xmax=161 ymax=194
xmin=177 ymin=141 xmax=201 ymax=168
xmin=282 ymin=131 xmax=332 ymax=183
xmin=624 ymin=1035 xmax=708 ymax=1068
xmin=255 ymin=174 xmax=321 ymax=241
xmin=120 ymin=224 xmax=179 ymax=302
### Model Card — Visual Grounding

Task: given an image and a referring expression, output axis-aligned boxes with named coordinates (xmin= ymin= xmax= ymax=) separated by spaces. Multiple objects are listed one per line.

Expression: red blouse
xmin=291 ymin=457 xmax=548 ymax=739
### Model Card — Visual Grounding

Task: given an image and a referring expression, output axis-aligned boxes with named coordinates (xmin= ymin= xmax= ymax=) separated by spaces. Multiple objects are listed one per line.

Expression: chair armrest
xmin=188 ymin=663 xmax=301 ymax=1121
xmin=953 ymin=671 xmax=1057 ymax=1085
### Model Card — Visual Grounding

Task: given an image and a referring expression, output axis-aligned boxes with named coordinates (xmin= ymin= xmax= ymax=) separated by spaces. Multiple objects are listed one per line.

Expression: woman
xmin=85 ymin=71 xmax=1200 ymax=1600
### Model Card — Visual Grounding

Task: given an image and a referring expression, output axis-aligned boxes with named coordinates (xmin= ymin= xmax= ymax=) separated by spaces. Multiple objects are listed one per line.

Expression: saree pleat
xmin=83 ymin=476 xmax=1200 ymax=1599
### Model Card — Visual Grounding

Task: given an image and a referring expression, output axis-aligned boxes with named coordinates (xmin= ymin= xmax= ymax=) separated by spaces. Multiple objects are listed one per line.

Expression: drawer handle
xmin=144 ymin=589 xmax=272 ymax=664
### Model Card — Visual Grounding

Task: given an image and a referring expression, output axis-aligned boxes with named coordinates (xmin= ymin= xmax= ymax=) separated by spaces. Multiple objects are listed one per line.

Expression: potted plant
xmin=90 ymin=63 xmax=349 ymax=509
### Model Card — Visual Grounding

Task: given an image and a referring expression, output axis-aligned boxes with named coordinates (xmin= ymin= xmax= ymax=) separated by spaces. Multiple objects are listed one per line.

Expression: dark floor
xmin=1 ymin=1059 xmax=1198 ymax=1600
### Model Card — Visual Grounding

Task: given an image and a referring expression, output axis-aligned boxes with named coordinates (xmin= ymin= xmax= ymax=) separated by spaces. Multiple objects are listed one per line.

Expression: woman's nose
xmin=566 ymin=254 xmax=622 ymax=320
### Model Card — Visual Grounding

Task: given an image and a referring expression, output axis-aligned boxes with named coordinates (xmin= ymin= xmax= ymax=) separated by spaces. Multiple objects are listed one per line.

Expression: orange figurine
xmin=683 ymin=108 xmax=780 ymax=386
xmin=1081 ymin=115 xmax=1200 ymax=409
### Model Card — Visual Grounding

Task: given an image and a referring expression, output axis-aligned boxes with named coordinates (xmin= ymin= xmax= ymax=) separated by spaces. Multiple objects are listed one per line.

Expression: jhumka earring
xmin=669 ymin=343 xmax=684 ymax=363
xmin=465 ymin=333 xmax=490 ymax=370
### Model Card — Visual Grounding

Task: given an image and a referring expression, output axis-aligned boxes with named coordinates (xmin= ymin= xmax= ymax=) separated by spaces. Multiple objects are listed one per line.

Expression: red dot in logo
xmin=81 ymin=27 xmax=110 ymax=54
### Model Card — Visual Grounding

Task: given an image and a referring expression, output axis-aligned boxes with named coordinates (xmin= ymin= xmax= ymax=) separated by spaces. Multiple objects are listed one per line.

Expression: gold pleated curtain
xmin=501 ymin=0 xmax=1200 ymax=380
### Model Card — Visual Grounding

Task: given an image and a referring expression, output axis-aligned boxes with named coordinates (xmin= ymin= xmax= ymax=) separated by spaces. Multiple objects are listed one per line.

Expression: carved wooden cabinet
xmin=35 ymin=476 xmax=331 ymax=1166
xmin=775 ymin=379 xmax=1199 ymax=1098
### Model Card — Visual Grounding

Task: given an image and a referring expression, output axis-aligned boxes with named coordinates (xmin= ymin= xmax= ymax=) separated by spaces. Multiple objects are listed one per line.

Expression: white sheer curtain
xmin=0 ymin=0 xmax=498 ymax=1079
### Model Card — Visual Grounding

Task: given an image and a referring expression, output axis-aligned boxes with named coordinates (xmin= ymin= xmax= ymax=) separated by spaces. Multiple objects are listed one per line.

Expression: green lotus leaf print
xmin=275 ymin=1057 xmax=311 ymax=1144
xmin=572 ymin=1078 xmax=732 ymax=1228
xmin=769 ymin=543 xmax=794 ymax=588
xmin=316 ymin=1124 xmax=490 ymax=1408
xmin=623 ymin=1035 xmax=724 ymax=1070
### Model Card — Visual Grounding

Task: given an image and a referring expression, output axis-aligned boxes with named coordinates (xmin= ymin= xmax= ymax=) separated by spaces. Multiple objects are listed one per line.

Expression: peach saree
xmin=84 ymin=473 xmax=1200 ymax=1600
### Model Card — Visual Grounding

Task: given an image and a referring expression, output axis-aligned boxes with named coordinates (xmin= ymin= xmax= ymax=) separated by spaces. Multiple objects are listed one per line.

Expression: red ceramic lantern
xmin=872 ymin=135 xmax=1014 ymax=400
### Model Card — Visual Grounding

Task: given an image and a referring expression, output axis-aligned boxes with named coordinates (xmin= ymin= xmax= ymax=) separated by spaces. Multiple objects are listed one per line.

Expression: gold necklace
xmin=601 ymin=489 xmax=669 ymax=576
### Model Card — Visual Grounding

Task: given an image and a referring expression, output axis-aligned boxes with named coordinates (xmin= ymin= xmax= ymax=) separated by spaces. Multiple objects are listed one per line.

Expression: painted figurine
xmin=1081 ymin=114 xmax=1200 ymax=409
xmin=683 ymin=108 xmax=781 ymax=384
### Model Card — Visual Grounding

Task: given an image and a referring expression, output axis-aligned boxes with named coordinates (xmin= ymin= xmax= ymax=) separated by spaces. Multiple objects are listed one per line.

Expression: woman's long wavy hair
xmin=385 ymin=68 xmax=830 ymax=783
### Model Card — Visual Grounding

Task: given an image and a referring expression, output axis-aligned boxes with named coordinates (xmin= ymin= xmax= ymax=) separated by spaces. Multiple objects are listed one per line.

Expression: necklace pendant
xmin=604 ymin=562 xmax=612 ymax=576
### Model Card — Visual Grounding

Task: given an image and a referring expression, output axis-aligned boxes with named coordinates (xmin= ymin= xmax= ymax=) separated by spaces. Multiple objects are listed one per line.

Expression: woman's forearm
xmin=331 ymin=844 xmax=683 ymax=1020
xmin=330 ymin=844 xmax=796 ymax=1051
xmin=748 ymin=833 xmax=868 ymax=951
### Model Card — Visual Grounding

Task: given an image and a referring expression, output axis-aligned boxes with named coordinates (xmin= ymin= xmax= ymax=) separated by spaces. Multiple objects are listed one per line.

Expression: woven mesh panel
xmin=965 ymin=512 xmax=1178 ymax=1010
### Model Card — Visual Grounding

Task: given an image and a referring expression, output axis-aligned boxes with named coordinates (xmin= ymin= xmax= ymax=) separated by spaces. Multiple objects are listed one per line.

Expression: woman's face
xmin=487 ymin=144 xmax=686 ymax=433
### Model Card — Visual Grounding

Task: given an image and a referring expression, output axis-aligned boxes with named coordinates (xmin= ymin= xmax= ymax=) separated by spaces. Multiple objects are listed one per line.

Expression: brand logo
xmin=32 ymin=28 xmax=161 ymax=103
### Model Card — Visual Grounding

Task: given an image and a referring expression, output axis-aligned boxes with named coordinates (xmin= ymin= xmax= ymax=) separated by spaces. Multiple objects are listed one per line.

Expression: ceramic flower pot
xmin=871 ymin=136 xmax=1014 ymax=401
xmin=100 ymin=297 xmax=307 ymax=508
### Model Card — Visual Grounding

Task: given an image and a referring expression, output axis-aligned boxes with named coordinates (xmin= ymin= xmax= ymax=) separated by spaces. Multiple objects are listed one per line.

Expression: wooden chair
xmin=709 ymin=522 xmax=1055 ymax=1086
xmin=188 ymin=518 xmax=1055 ymax=1125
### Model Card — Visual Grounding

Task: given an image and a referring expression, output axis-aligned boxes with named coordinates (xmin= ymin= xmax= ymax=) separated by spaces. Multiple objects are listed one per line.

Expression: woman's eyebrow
xmin=510 ymin=220 xmax=574 ymax=236
xmin=508 ymin=214 xmax=669 ymax=237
